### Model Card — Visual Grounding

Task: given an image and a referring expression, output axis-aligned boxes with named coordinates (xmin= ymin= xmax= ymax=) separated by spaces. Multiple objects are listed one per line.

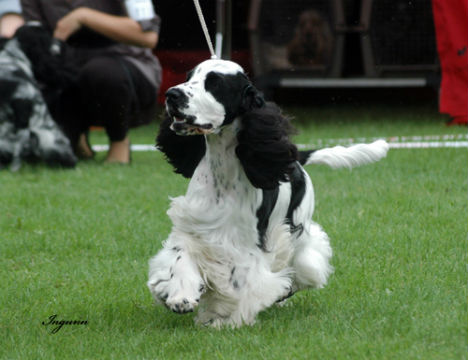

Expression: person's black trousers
xmin=57 ymin=56 xmax=158 ymax=145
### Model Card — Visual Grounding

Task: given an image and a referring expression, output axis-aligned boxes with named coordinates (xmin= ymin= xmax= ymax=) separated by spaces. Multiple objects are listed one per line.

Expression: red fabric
xmin=154 ymin=50 xmax=251 ymax=104
xmin=432 ymin=0 xmax=468 ymax=124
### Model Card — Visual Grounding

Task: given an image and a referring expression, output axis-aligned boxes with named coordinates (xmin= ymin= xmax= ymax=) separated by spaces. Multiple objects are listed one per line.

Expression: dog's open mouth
xmin=170 ymin=114 xmax=214 ymax=135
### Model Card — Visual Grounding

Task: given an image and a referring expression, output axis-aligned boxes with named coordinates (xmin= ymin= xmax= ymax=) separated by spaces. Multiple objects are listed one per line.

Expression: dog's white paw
xmin=148 ymin=247 xmax=206 ymax=314
xmin=166 ymin=295 xmax=199 ymax=314
xmin=165 ymin=283 xmax=206 ymax=314
xmin=148 ymin=272 xmax=206 ymax=314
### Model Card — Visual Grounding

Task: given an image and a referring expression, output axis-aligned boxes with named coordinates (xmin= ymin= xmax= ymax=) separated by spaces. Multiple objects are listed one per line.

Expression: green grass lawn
xmin=1 ymin=104 xmax=467 ymax=359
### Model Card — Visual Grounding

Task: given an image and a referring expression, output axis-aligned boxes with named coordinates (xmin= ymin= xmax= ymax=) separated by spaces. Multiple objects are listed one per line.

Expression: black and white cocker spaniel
xmin=147 ymin=59 xmax=389 ymax=328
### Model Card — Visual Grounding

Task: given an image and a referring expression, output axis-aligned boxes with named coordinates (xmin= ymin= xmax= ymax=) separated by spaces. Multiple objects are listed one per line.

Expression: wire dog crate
xmin=248 ymin=0 xmax=439 ymax=90
xmin=248 ymin=0 xmax=345 ymax=88
xmin=360 ymin=0 xmax=439 ymax=77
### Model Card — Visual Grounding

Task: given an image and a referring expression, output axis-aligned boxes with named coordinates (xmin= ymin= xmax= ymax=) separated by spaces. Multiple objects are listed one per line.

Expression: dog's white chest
xmin=167 ymin=144 xmax=260 ymax=251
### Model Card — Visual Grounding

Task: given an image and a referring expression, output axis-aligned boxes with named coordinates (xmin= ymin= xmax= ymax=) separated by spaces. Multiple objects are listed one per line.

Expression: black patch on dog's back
xmin=256 ymin=162 xmax=306 ymax=251
xmin=256 ymin=187 xmax=280 ymax=251
xmin=286 ymin=162 xmax=306 ymax=235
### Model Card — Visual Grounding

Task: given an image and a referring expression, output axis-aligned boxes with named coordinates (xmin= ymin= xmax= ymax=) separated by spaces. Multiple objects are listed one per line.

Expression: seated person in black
xmin=20 ymin=0 xmax=162 ymax=163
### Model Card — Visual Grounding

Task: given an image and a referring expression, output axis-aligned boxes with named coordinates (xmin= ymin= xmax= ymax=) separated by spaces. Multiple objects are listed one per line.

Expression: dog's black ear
xmin=242 ymin=84 xmax=265 ymax=111
xmin=236 ymin=102 xmax=298 ymax=189
xmin=156 ymin=112 xmax=206 ymax=178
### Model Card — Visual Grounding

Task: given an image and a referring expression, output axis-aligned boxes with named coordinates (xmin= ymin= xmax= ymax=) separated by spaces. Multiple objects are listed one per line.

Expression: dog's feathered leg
xmin=147 ymin=234 xmax=206 ymax=314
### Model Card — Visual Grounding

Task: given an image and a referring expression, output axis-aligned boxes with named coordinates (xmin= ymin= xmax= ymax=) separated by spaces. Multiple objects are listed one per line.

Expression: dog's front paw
xmin=162 ymin=280 xmax=205 ymax=314
xmin=166 ymin=296 xmax=198 ymax=314
xmin=148 ymin=261 xmax=206 ymax=314
xmin=165 ymin=283 xmax=206 ymax=314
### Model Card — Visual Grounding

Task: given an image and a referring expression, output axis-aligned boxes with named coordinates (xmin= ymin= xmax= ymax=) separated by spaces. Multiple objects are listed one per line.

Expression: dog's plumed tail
xmin=299 ymin=140 xmax=389 ymax=169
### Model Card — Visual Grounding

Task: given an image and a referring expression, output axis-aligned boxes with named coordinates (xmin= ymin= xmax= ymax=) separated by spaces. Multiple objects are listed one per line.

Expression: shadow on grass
xmin=89 ymin=291 xmax=328 ymax=334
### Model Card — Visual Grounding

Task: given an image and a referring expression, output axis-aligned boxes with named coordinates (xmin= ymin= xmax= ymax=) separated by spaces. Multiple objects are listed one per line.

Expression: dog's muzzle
xmin=165 ymin=88 xmax=214 ymax=135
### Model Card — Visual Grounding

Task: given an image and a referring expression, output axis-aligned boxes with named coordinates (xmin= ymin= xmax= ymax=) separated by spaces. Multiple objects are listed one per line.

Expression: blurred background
xmin=152 ymin=0 xmax=441 ymax=107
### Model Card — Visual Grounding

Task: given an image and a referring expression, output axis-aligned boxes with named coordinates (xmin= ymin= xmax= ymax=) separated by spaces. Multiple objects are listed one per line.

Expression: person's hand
xmin=53 ymin=8 xmax=87 ymax=41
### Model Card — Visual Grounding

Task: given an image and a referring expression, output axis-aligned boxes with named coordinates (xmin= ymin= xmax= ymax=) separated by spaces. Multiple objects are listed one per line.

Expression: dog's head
xmin=158 ymin=59 xmax=298 ymax=189
xmin=288 ymin=10 xmax=333 ymax=66
xmin=164 ymin=59 xmax=264 ymax=136
xmin=296 ymin=10 xmax=328 ymax=41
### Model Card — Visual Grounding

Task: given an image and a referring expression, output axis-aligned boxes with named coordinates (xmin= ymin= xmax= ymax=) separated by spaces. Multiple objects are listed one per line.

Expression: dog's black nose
xmin=165 ymin=88 xmax=184 ymax=102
